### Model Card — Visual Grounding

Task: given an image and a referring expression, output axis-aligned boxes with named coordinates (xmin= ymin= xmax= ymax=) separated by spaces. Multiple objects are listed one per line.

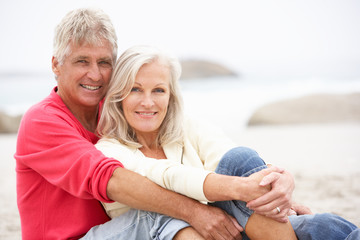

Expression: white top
xmin=95 ymin=117 xmax=237 ymax=218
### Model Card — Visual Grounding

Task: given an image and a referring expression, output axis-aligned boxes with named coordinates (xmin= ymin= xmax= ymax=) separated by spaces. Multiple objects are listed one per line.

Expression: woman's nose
xmin=141 ymin=94 xmax=154 ymax=107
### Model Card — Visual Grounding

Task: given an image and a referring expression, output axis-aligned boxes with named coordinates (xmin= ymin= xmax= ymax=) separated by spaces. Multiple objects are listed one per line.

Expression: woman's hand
xmin=246 ymin=168 xmax=295 ymax=223
xmin=288 ymin=202 xmax=313 ymax=216
xmin=204 ymin=166 xmax=284 ymax=202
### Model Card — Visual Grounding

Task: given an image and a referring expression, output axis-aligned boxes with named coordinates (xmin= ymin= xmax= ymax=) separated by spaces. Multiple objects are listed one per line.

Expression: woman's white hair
xmin=53 ymin=8 xmax=118 ymax=65
xmin=97 ymin=45 xmax=184 ymax=148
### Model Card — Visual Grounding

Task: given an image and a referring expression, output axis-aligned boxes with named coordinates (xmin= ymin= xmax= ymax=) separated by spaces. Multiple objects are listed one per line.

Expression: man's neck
xmin=55 ymin=89 xmax=100 ymax=132
xmin=75 ymin=110 xmax=99 ymax=133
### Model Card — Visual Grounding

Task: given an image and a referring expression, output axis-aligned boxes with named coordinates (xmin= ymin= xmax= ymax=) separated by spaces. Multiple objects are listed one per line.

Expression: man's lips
xmin=80 ymin=84 xmax=101 ymax=90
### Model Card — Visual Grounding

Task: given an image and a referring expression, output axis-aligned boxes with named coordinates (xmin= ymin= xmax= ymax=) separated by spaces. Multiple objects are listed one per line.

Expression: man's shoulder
xmin=24 ymin=97 xmax=58 ymax=119
xmin=21 ymin=92 xmax=75 ymax=130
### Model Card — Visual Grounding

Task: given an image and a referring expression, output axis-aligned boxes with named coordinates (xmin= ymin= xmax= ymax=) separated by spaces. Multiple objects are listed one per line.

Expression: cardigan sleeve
xmin=95 ymin=138 xmax=211 ymax=202
xmin=184 ymin=117 xmax=238 ymax=172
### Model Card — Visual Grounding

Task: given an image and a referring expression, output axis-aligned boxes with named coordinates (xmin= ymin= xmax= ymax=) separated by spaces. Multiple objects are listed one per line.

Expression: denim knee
xmin=289 ymin=213 xmax=358 ymax=240
xmin=215 ymin=147 xmax=267 ymax=177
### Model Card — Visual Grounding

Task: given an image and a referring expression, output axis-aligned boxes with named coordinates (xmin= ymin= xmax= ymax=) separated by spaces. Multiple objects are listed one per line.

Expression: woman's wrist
xmin=204 ymin=173 xmax=247 ymax=201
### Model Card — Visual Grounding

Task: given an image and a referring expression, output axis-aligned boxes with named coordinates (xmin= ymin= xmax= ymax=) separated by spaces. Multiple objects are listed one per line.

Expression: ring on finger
xmin=276 ymin=207 xmax=281 ymax=213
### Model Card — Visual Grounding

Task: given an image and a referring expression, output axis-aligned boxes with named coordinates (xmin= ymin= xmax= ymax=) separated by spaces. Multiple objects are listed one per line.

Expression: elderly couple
xmin=15 ymin=8 xmax=359 ymax=240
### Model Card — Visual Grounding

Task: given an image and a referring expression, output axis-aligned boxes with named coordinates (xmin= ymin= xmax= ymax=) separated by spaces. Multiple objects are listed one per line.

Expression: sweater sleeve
xmin=15 ymin=103 xmax=123 ymax=202
xmin=95 ymin=138 xmax=211 ymax=202
xmin=185 ymin=117 xmax=238 ymax=172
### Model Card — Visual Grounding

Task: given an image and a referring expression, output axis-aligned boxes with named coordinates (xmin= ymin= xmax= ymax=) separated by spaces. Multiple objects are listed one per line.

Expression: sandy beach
xmin=1 ymin=122 xmax=359 ymax=239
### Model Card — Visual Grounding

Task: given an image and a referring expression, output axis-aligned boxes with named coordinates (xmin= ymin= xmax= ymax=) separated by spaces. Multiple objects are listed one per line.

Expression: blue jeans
xmin=210 ymin=147 xmax=359 ymax=240
xmin=81 ymin=209 xmax=189 ymax=240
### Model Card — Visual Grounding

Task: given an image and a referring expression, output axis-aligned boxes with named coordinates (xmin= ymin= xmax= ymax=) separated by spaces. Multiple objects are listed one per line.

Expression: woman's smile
xmin=122 ymin=61 xmax=170 ymax=135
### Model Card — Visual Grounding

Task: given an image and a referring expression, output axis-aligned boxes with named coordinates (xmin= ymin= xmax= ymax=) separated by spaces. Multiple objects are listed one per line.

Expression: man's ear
xmin=52 ymin=56 xmax=60 ymax=77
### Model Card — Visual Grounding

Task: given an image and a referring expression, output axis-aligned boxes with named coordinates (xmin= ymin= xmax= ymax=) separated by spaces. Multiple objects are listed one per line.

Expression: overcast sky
xmin=1 ymin=0 xmax=360 ymax=78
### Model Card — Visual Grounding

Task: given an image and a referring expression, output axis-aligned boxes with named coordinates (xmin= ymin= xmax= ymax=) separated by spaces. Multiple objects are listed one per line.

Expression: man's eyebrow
xmin=98 ymin=57 xmax=113 ymax=62
xmin=73 ymin=56 xmax=89 ymax=60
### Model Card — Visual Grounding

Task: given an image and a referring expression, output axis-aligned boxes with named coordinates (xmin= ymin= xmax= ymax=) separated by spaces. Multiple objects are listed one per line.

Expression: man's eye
xmin=77 ymin=60 xmax=88 ymax=64
xmin=99 ymin=61 xmax=112 ymax=66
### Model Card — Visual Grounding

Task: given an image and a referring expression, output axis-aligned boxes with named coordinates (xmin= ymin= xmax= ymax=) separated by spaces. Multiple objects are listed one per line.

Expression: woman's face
xmin=122 ymin=61 xmax=171 ymax=136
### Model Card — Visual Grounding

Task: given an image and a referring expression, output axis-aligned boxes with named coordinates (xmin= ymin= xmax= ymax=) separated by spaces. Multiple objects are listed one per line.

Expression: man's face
xmin=52 ymin=40 xmax=113 ymax=113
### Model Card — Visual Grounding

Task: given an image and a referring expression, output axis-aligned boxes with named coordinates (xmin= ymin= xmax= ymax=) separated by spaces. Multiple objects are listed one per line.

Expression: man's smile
xmin=80 ymin=84 xmax=101 ymax=90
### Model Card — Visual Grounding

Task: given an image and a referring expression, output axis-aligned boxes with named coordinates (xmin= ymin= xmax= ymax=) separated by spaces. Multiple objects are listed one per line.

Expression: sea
xmin=1 ymin=73 xmax=360 ymax=132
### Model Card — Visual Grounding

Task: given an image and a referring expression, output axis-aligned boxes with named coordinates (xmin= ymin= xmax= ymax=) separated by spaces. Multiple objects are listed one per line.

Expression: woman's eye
xmin=154 ymin=88 xmax=165 ymax=93
xmin=131 ymin=87 xmax=141 ymax=92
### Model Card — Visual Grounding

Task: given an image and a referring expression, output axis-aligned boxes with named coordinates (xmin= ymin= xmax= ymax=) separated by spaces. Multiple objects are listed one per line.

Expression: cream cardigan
xmin=95 ymin=117 xmax=237 ymax=218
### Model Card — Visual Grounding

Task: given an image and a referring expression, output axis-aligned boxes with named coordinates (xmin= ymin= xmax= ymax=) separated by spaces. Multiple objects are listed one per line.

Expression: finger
xmin=255 ymin=206 xmax=281 ymax=217
xmin=212 ymin=232 xmax=226 ymax=240
xmin=247 ymin=189 xmax=278 ymax=209
xmin=247 ymin=185 xmax=291 ymax=210
xmin=251 ymin=199 xmax=291 ymax=215
xmin=266 ymin=165 xmax=285 ymax=173
xmin=258 ymin=206 xmax=289 ymax=222
xmin=259 ymin=172 xmax=281 ymax=186
xmin=288 ymin=209 xmax=297 ymax=216
xmin=228 ymin=215 xmax=244 ymax=232
xmin=258 ymin=166 xmax=284 ymax=178
xmin=263 ymin=204 xmax=290 ymax=219
xmin=226 ymin=215 xmax=243 ymax=240
xmin=250 ymin=197 xmax=292 ymax=217
xmin=222 ymin=215 xmax=243 ymax=240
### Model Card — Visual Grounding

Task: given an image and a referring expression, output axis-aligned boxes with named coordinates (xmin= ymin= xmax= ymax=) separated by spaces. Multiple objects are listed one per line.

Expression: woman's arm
xmin=186 ymin=117 xmax=295 ymax=222
xmin=203 ymin=166 xmax=284 ymax=202
xmin=96 ymin=138 xmax=283 ymax=203
xmin=96 ymin=138 xmax=212 ymax=202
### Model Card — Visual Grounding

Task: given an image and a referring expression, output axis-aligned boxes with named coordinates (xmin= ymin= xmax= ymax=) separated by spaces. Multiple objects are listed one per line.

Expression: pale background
xmin=1 ymin=0 xmax=360 ymax=78
xmin=1 ymin=0 xmax=359 ymax=238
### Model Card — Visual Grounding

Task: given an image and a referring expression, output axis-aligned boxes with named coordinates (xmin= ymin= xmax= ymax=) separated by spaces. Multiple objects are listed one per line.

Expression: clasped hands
xmin=245 ymin=165 xmax=312 ymax=222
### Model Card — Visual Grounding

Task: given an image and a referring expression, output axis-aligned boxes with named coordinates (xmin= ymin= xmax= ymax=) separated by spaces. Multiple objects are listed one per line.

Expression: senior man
xmin=15 ymin=7 xmax=359 ymax=240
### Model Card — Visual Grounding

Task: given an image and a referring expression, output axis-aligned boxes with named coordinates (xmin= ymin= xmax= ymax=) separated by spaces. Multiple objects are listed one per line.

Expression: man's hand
xmin=246 ymin=169 xmax=295 ymax=223
xmin=188 ymin=203 xmax=243 ymax=240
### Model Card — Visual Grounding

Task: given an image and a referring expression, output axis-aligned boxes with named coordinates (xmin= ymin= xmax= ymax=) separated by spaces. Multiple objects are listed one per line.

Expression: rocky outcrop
xmin=0 ymin=112 xmax=22 ymax=133
xmin=248 ymin=93 xmax=360 ymax=125
xmin=180 ymin=59 xmax=237 ymax=80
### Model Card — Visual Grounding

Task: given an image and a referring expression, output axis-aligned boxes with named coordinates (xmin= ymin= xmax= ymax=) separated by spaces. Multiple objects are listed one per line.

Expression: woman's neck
xmin=136 ymin=132 xmax=166 ymax=159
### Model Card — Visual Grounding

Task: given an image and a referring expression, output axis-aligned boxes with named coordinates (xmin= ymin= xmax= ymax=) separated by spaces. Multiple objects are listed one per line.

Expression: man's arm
xmin=107 ymin=167 xmax=243 ymax=240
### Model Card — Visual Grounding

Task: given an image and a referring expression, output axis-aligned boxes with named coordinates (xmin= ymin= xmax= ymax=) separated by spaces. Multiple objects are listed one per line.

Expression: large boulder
xmin=180 ymin=59 xmax=237 ymax=80
xmin=248 ymin=93 xmax=360 ymax=125
xmin=0 ymin=112 xmax=22 ymax=133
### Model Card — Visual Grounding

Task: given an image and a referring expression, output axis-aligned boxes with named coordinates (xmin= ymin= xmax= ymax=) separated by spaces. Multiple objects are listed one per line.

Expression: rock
xmin=248 ymin=93 xmax=360 ymax=125
xmin=0 ymin=112 xmax=22 ymax=133
xmin=180 ymin=59 xmax=237 ymax=80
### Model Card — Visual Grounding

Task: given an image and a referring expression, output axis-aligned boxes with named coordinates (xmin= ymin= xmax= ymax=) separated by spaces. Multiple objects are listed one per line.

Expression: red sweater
xmin=15 ymin=88 xmax=123 ymax=240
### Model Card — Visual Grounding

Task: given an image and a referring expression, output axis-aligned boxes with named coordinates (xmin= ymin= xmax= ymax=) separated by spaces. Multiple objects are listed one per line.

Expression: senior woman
xmin=95 ymin=45 xmax=358 ymax=240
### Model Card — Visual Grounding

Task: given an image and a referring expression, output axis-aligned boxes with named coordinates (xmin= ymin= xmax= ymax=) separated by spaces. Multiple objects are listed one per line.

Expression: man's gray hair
xmin=53 ymin=8 xmax=118 ymax=64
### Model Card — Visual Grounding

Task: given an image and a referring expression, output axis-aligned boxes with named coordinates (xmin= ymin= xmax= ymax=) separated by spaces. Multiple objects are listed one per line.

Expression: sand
xmin=0 ymin=134 xmax=21 ymax=239
xmin=1 ymin=123 xmax=359 ymax=238
xmin=235 ymin=123 xmax=360 ymax=227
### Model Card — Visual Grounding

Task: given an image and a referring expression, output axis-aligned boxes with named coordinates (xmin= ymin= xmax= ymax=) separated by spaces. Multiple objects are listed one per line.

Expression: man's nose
xmin=87 ymin=63 xmax=102 ymax=81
